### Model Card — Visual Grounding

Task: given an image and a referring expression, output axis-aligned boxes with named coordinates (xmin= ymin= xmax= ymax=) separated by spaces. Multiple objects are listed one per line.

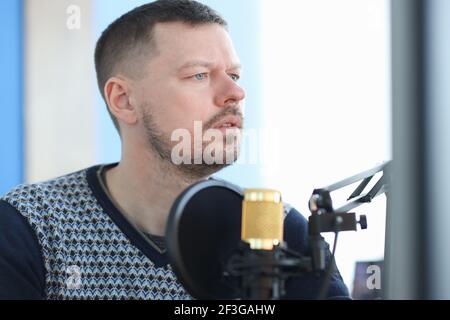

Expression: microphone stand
xmin=308 ymin=161 xmax=391 ymax=299
xmin=226 ymin=242 xmax=312 ymax=299
xmin=226 ymin=161 xmax=391 ymax=300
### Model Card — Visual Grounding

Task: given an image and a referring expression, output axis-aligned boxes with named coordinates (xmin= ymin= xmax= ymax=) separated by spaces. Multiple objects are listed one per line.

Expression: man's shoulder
xmin=1 ymin=165 xmax=98 ymax=217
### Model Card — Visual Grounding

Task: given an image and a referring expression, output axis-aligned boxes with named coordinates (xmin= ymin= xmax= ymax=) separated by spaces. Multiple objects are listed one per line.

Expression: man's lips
xmin=211 ymin=115 xmax=243 ymax=129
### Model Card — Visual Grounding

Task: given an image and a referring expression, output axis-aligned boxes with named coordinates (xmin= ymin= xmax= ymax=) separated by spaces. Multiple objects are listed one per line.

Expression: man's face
xmin=132 ymin=22 xmax=246 ymax=177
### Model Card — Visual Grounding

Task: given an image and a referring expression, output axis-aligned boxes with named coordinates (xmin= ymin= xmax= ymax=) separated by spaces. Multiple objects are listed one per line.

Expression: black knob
xmin=359 ymin=215 xmax=368 ymax=229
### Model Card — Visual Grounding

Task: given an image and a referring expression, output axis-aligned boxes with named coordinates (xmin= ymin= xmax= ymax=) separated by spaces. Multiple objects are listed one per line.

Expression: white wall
xmin=25 ymin=0 xmax=97 ymax=182
xmin=260 ymin=0 xmax=392 ymax=292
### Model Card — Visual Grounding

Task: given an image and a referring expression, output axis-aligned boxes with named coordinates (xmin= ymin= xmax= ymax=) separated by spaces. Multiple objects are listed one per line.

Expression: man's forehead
xmin=151 ymin=22 xmax=241 ymax=69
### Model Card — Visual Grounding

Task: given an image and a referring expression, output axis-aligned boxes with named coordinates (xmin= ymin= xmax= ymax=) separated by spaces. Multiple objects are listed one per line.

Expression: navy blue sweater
xmin=0 ymin=164 xmax=349 ymax=299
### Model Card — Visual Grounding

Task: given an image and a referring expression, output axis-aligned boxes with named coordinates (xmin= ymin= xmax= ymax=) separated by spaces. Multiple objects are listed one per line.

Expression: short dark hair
xmin=94 ymin=0 xmax=228 ymax=133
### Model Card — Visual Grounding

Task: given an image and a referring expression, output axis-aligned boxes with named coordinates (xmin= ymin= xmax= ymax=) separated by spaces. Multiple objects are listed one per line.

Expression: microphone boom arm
xmin=310 ymin=161 xmax=391 ymax=214
xmin=306 ymin=161 xmax=391 ymax=298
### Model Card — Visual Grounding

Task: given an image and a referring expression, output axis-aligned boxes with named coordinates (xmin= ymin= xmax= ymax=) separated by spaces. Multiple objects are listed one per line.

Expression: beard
xmin=142 ymin=106 xmax=243 ymax=180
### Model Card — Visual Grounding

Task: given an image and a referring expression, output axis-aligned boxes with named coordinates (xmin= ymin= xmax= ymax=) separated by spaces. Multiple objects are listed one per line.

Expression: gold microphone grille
xmin=241 ymin=189 xmax=283 ymax=250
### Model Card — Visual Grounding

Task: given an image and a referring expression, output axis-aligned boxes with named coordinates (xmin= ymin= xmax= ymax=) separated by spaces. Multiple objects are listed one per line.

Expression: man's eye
xmin=229 ymin=74 xmax=240 ymax=82
xmin=193 ymin=73 xmax=208 ymax=80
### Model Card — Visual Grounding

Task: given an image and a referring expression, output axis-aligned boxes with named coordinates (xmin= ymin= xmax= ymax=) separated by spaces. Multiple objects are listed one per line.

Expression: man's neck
xmin=104 ymin=152 xmax=207 ymax=237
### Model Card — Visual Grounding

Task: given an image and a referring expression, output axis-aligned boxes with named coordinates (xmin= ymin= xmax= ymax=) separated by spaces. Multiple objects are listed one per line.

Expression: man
xmin=0 ymin=0 xmax=349 ymax=299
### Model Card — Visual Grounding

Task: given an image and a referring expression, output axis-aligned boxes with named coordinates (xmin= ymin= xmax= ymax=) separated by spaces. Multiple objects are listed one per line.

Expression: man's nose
xmin=214 ymin=76 xmax=246 ymax=107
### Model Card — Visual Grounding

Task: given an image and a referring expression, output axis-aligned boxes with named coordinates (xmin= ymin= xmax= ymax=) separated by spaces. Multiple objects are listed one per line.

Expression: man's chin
xmin=169 ymin=147 xmax=241 ymax=179
xmin=175 ymin=162 xmax=233 ymax=180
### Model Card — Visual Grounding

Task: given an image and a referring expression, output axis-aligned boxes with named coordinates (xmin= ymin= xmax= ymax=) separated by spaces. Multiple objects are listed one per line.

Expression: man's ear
xmin=104 ymin=77 xmax=138 ymax=127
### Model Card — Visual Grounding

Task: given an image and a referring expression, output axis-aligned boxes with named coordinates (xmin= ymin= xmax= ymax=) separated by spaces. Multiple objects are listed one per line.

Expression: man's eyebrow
xmin=177 ymin=60 xmax=242 ymax=72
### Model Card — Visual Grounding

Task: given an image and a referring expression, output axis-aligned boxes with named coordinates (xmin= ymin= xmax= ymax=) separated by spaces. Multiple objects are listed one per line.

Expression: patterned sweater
xmin=0 ymin=164 xmax=349 ymax=300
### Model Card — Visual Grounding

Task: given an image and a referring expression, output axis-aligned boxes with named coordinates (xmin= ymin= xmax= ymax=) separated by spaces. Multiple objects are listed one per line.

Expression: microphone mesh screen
xmin=241 ymin=189 xmax=283 ymax=243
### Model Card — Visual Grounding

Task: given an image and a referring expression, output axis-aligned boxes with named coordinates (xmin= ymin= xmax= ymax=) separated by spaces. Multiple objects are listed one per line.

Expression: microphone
xmin=230 ymin=189 xmax=287 ymax=299
xmin=166 ymin=161 xmax=386 ymax=299
xmin=241 ymin=189 xmax=283 ymax=250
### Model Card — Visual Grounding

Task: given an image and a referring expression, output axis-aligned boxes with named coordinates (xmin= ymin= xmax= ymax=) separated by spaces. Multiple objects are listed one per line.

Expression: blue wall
xmin=92 ymin=0 xmax=146 ymax=164
xmin=0 ymin=0 xmax=23 ymax=195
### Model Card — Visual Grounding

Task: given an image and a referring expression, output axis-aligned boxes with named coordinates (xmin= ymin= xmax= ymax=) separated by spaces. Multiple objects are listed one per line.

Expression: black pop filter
xmin=166 ymin=179 xmax=244 ymax=299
